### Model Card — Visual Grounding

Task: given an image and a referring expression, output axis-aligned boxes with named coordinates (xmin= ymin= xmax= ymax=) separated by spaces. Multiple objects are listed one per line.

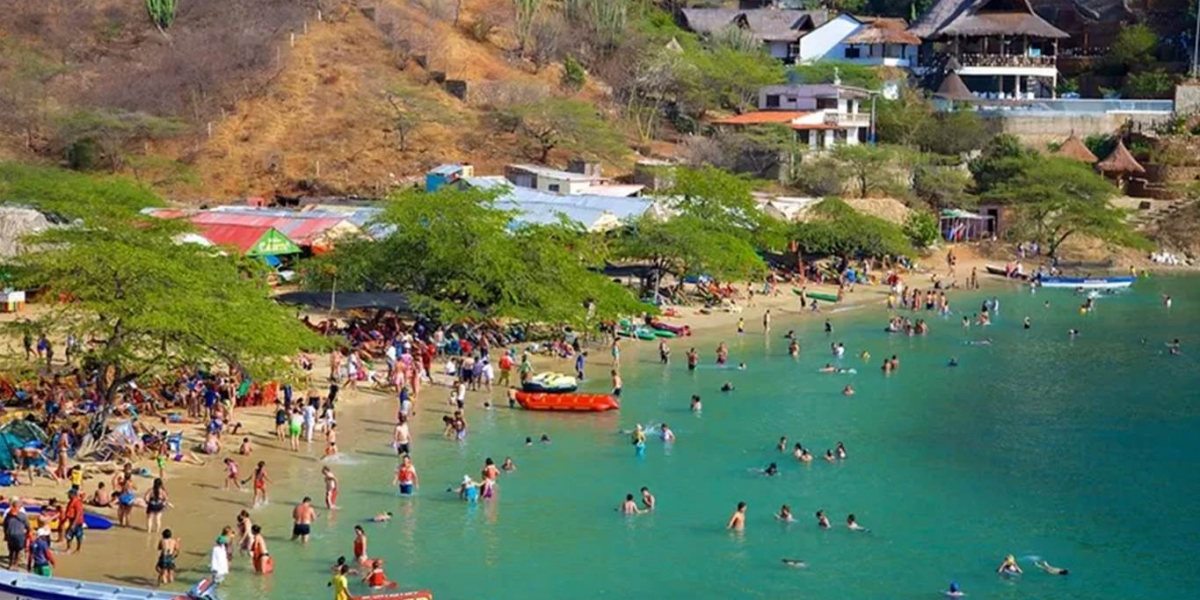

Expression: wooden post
xmin=207 ymin=122 xmax=212 ymax=137
xmin=290 ymin=32 xmax=295 ymax=48
xmin=317 ymin=9 xmax=323 ymax=22
xmin=303 ymin=21 xmax=308 ymax=34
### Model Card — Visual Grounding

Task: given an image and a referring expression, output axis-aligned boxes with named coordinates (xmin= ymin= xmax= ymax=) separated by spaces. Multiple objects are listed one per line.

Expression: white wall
xmin=534 ymin=177 xmax=591 ymax=195
xmin=798 ymin=14 xmax=860 ymax=63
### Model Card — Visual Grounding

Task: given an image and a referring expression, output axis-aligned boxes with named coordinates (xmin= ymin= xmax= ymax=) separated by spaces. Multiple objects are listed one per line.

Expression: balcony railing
xmin=823 ymin=112 xmax=871 ymax=127
xmin=958 ymin=53 xmax=1056 ymax=68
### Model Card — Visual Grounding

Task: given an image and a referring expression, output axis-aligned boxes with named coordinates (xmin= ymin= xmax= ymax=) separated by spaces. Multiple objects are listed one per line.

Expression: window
xmin=843 ymin=46 xmax=861 ymax=59
xmin=548 ymin=184 xmax=561 ymax=193
xmin=787 ymin=42 xmax=801 ymax=58
xmin=765 ymin=95 xmax=781 ymax=109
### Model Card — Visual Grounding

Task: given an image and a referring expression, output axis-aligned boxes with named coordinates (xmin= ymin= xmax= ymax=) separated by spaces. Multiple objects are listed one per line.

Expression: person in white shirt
xmin=302 ymin=403 xmax=317 ymax=443
xmin=209 ymin=538 xmax=229 ymax=584
xmin=385 ymin=345 xmax=398 ymax=382
xmin=481 ymin=360 xmax=494 ymax=392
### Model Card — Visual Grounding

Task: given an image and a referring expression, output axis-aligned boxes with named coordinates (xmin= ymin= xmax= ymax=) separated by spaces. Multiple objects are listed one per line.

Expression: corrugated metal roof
xmin=508 ymin=164 xmax=603 ymax=182
xmin=193 ymin=223 xmax=278 ymax=254
xmin=186 ymin=212 xmax=356 ymax=245
xmin=466 ymin=177 xmax=653 ymax=231
xmin=429 ymin=163 xmax=469 ymax=175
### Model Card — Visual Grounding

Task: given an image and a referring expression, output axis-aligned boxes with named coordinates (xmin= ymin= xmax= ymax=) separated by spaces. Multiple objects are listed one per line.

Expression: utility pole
xmin=1194 ymin=7 xmax=1200 ymax=78
xmin=869 ymin=93 xmax=878 ymax=145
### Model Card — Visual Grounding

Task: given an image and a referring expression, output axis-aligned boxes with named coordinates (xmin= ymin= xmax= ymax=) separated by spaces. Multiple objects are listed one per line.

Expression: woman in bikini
xmin=144 ymin=478 xmax=171 ymax=535
xmin=156 ymin=529 xmax=179 ymax=585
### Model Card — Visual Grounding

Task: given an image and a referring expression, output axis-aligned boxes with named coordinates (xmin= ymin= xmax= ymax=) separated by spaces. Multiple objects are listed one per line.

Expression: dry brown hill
xmin=0 ymin=0 xmax=621 ymax=200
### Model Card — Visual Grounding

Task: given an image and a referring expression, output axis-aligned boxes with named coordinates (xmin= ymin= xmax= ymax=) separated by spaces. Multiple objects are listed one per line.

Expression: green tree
xmin=790 ymin=62 xmax=882 ymax=89
xmin=917 ymin=111 xmax=988 ymax=155
xmin=0 ymin=162 xmax=163 ymax=223
xmin=903 ymin=210 xmax=940 ymax=248
xmin=1123 ymin=70 xmax=1179 ymax=99
xmin=875 ymin=89 xmax=934 ymax=147
xmin=913 ymin=164 xmax=974 ymax=210
xmin=615 ymin=215 xmax=766 ymax=283
xmin=969 ymin=134 xmax=1033 ymax=193
xmin=1107 ymin=24 xmax=1157 ymax=71
xmin=561 ymin=55 xmax=587 ymax=91
xmin=661 ymin=165 xmax=772 ymax=239
xmin=513 ymin=0 xmax=546 ymax=56
xmin=688 ymin=46 xmax=786 ymax=114
xmin=983 ymin=156 xmax=1146 ymax=257
xmin=789 ymin=199 xmax=912 ymax=257
xmin=505 ymin=98 xmax=626 ymax=163
xmin=832 ymin=144 xmax=898 ymax=198
xmin=305 ymin=185 xmax=643 ymax=326
xmin=8 ymin=173 xmax=320 ymax=401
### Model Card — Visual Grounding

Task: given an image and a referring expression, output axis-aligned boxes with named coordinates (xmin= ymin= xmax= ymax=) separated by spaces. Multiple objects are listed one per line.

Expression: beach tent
xmin=194 ymin=223 xmax=300 ymax=257
xmin=939 ymin=209 xmax=993 ymax=242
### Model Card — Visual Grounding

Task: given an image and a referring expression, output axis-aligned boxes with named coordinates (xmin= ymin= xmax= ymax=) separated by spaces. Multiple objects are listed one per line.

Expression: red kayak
xmin=515 ymin=392 xmax=620 ymax=412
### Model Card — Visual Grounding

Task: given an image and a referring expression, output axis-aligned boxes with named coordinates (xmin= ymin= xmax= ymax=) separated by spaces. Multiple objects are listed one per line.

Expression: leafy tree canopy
xmin=504 ymin=98 xmax=626 ymax=163
xmin=981 ymin=156 xmax=1148 ymax=256
xmin=687 ymin=46 xmax=787 ymax=114
xmin=789 ymin=199 xmax=912 ymax=258
xmin=790 ymin=62 xmax=882 ymax=90
xmin=614 ymin=215 xmax=767 ymax=282
xmin=0 ymin=161 xmax=163 ymax=224
xmin=12 ymin=219 xmax=322 ymax=401
xmin=304 ymin=185 xmax=644 ymax=326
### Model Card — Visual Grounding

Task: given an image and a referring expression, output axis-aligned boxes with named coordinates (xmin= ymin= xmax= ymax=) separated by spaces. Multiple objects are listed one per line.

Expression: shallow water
xmin=221 ymin=275 xmax=1200 ymax=600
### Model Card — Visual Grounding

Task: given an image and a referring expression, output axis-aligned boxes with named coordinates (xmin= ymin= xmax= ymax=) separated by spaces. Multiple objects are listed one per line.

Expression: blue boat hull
xmin=1038 ymin=276 xmax=1134 ymax=289
xmin=0 ymin=571 xmax=195 ymax=600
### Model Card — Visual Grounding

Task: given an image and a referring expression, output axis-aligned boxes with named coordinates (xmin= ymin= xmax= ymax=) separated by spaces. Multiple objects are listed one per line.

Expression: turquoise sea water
xmin=222 ymin=276 xmax=1200 ymax=600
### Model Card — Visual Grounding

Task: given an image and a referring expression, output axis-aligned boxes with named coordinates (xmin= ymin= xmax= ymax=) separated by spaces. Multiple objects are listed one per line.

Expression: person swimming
xmin=776 ymin=504 xmax=795 ymax=522
xmin=996 ymin=554 xmax=1023 ymax=575
xmin=966 ymin=339 xmax=992 ymax=346
xmin=835 ymin=442 xmax=846 ymax=459
xmin=776 ymin=437 xmax=788 ymax=452
xmin=1069 ymin=329 xmax=1080 ymax=338
xmin=737 ymin=362 xmax=747 ymax=370
xmin=540 ymin=434 xmax=551 ymax=444
xmin=370 ymin=512 xmax=393 ymax=523
xmin=1035 ymin=560 xmax=1068 ymax=575
xmin=842 ymin=385 xmax=854 ymax=396
xmin=763 ymin=462 xmax=779 ymax=477
xmin=947 ymin=357 xmax=959 ymax=367
xmin=780 ymin=558 xmax=807 ymax=568
xmin=720 ymin=382 xmax=734 ymax=392
xmin=815 ymin=510 xmax=830 ymax=529
xmin=823 ymin=449 xmax=835 ymax=462
xmin=845 ymin=514 xmax=867 ymax=531
xmin=945 ymin=581 xmax=964 ymax=597
xmin=690 ymin=395 xmax=702 ymax=411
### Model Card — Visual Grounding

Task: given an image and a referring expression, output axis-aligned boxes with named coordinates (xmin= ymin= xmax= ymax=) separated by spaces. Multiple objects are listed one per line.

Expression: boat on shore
xmin=354 ymin=591 xmax=434 ymax=600
xmin=984 ymin=265 xmax=1029 ymax=280
xmin=0 ymin=571 xmax=213 ymax=600
xmin=514 ymin=392 xmax=619 ymax=412
xmin=1037 ymin=275 xmax=1135 ymax=289
xmin=0 ymin=504 xmax=113 ymax=531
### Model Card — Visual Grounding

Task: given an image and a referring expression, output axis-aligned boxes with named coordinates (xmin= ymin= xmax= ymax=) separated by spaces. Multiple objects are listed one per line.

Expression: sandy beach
xmin=0 ymin=248 xmax=1013 ymax=589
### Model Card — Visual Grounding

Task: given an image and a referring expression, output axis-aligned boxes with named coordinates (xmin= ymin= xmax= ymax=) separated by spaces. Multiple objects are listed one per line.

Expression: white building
xmin=711 ymin=84 xmax=873 ymax=151
xmin=503 ymin=163 xmax=644 ymax=197
xmin=798 ymin=15 xmax=920 ymax=68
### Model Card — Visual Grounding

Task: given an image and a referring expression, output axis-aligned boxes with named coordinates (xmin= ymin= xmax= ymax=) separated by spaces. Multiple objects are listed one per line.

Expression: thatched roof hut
xmin=909 ymin=0 xmax=1068 ymax=39
xmin=1095 ymin=139 xmax=1145 ymax=175
xmin=0 ymin=206 xmax=54 ymax=259
xmin=1054 ymin=134 xmax=1098 ymax=163
xmin=934 ymin=72 xmax=973 ymax=101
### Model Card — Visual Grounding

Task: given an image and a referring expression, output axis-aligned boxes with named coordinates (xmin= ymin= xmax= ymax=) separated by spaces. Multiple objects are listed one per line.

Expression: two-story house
xmin=711 ymin=84 xmax=873 ymax=151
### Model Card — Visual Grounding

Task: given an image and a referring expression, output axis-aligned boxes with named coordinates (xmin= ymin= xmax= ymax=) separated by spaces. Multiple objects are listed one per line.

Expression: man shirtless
xmin=291 ymin=497 xmax=317 ymax=543
xmin=727 ymin=502 xmax=746 ymax=531
xmin=393 ymin=417 xmax=411 ymax=456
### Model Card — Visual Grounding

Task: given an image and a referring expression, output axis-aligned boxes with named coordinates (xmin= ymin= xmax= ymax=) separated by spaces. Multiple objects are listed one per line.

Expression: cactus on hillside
xmin=145 ymin=0 xmax=177 ymax=30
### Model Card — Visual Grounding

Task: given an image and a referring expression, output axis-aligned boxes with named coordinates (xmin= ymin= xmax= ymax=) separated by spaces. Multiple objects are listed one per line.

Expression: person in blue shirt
xmin=575 ymin=352 xmax=586 ymax=380
xmin=29 ymin=527 xmax=55 ymax=576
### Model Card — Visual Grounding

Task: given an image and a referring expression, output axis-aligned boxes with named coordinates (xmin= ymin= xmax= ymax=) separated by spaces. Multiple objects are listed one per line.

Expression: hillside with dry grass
xmin=0 ymin=0 xmax=641 ymax=200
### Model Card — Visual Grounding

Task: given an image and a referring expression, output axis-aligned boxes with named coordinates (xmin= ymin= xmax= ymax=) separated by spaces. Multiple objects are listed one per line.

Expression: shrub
xmin=561 ymin=55 xmax=587 ymax=91
xmin=903 ymin=210 xmax=940 ymax=248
